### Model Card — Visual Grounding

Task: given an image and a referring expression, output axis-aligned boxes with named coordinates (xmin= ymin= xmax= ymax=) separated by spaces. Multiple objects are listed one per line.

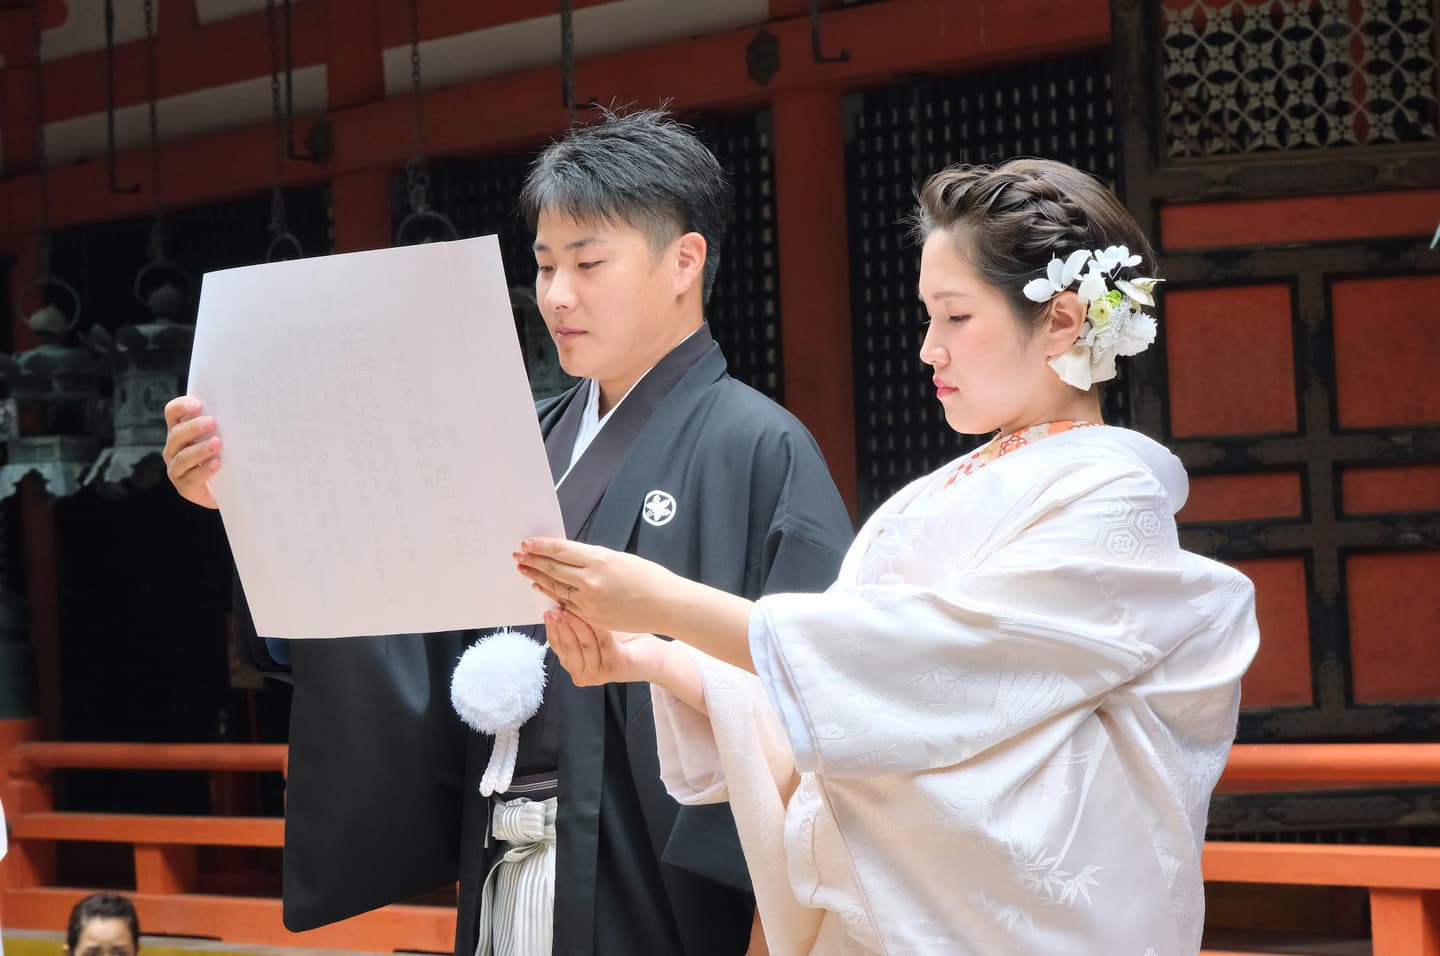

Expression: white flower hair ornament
xmin=1022 ymin=245 xmax=1163 ymax=390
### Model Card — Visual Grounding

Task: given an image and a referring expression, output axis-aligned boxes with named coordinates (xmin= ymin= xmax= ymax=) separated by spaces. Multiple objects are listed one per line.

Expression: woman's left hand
xmin=515 ymin=537 xmax=678 ymax=635
xmin=545 ymin=609 xmax=661 ymax=687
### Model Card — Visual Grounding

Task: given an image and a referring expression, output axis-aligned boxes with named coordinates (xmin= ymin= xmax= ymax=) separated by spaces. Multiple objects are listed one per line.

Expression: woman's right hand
xmin=162 ymin=396 xmax=221 ymax=509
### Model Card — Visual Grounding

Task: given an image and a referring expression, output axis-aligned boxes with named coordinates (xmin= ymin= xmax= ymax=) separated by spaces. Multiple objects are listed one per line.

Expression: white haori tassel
xmin=450 ymin=629 xmax=548 ymax=796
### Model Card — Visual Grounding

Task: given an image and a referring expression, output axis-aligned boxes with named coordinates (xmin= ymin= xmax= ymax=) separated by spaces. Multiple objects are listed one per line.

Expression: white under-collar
xmin=566 ymin=378 xmax=611 ymax=470
xmin=560 ymin=327 xmax=704 ymax=481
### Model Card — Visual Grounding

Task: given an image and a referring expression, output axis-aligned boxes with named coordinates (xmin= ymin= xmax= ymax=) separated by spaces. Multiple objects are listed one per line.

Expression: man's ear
xmin=672 ymin=232 xmax=707 ymax=298
xmin=1044 ymin=289 xmax=1087 ymax=356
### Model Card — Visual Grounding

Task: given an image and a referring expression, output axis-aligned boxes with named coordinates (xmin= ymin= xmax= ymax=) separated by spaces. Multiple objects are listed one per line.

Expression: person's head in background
xmin=64 ymin=893 xmax=140 ymax=956
xmin=520 ymin=107 xmax=732 ymax=412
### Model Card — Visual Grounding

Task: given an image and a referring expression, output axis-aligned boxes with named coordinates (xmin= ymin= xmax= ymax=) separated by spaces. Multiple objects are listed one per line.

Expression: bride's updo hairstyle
xmin=911 ymin=158 xmax=1158 ymax=332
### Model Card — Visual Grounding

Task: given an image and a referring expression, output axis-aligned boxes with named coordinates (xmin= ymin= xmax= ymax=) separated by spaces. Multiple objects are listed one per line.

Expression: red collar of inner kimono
xmin=942 ymin=420 xmax=1100 ymax=489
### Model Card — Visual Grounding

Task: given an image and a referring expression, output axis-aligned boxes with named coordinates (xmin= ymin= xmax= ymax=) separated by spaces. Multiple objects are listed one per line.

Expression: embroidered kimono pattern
xmin=652 ymin=425 xmax=1260 ymax=956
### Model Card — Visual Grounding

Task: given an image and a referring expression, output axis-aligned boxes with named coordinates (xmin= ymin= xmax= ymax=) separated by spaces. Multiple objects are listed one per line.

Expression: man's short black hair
xmin=520 ymin=108 xmax=733 ymax=304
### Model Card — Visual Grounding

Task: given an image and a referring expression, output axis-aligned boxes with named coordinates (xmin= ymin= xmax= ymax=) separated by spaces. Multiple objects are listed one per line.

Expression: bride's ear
xmin=1042 ymin=290 xmax=1087 ymax=357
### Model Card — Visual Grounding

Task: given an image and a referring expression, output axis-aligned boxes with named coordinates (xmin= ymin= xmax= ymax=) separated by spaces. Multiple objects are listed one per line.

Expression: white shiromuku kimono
xmin=653 ymin=424 xmax=1259 ymax=956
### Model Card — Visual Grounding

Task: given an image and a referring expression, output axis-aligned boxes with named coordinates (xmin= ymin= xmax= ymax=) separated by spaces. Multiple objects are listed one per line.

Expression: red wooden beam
xmin=375 ymin=0 xmax=617 ymax=49
xmin=1202 ymin=843 xmax=1440 ymax=891
xmin=0 ymin=0 xmax=1109 ymax=234
xmin=29 ymin=0 xmax=618 ymax=124
xmin=1161 ymin=189 xmax=1440 ymax=250
xmin=1220 ymin=743 xmax=1440 ymax=785
xmin=12 ymin=812 xmax=284 ymax=847
xmin=339 ymin=0 xmax=1109 ymax=167
xmin=14 ymin=741 xmax=288 ymax=772
xmin=35 ymin=2 xmax=329 ymax=124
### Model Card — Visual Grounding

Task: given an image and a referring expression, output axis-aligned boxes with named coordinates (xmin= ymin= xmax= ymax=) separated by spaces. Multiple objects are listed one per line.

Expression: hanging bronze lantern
xmin=0 ymin=278 xmax=103 ymax=500
xmin=84 ymin=0 xmax=192 ymax=496
xmin=0 ymin=6 xmax=100 ymax=502
xmin=84 ymin=262 xmax=193 ymax=493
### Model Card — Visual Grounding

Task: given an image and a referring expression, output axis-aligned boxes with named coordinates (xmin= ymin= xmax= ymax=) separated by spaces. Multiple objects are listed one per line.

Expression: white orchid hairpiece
xmin=1022 ymin=244 xmax=1163 ymax=390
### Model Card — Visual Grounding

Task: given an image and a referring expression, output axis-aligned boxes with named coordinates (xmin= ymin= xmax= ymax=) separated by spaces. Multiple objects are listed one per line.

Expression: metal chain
xmin=561 ymin=0 xmax=575 ymax=124
xmin=405 ymin=0 xmax=429 ymax=214
xmin=143 ymin=0 xmax=165 ymax=262
xmin=31 ymin=4 xmax=51 ymax=275
xmin=265 ymin=0 xmax=288 ymax=238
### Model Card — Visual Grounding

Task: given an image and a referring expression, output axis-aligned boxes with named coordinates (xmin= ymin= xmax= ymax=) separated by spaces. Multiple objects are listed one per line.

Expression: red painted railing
xmin=4 ymin=726 xmax=1438 ymax=953
xmin=1 ymin=728 xmax=455 ymax=950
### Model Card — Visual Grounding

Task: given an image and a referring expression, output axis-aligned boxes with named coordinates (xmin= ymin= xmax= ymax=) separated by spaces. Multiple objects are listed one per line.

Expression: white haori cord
xmin=451 ymin=629 xmax=549 ymax=796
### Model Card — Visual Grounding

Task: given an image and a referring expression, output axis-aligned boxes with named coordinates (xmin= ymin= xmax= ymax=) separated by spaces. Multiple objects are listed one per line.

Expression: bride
xmin=515 ymin=158 xmax=1259 ymax=956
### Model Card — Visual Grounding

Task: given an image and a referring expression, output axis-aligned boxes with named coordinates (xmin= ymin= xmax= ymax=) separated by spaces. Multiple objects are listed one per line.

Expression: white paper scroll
xmin=188 ymin=236 xmax=563 ymax=638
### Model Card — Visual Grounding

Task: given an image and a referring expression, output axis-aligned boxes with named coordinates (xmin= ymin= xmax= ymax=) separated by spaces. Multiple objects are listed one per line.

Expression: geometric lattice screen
xmin=846 ymin=52 xmax=1120 ymax=518
xmin=1163 ymin=0 xmax=1440 ymax=157
xmin=414 ymin=108 xmax=783 ymax=402
xmin=695 ymin=111 xmax=784 ymax=401
xmin=1117 ymin=0 xmax=1440 ymax=840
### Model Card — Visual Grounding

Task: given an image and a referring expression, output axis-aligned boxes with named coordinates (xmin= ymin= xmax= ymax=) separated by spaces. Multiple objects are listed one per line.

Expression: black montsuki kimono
xmin=265 ymin=327 xmax=854 ymax=956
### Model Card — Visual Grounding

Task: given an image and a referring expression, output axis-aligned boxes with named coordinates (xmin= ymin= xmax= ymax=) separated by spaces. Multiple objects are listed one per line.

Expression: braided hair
xmin=911 ymin=159 xmax=1157 ymax=330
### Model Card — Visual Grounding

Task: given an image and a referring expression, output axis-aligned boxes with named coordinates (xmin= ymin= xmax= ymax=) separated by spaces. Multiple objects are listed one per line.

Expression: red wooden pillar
xmin=1370 ymin=888 xmax=1440 ymax=956
xmin=331 ymin=173 xmax=393 ymax=254
xmin=327 ymin=0 xmax=392 ymax=253
xmin=771 ymin=88 xmax=858 ymax=518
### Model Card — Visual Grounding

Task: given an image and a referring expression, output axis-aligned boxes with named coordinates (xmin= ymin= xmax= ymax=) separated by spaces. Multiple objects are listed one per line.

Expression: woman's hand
xmin=517 ymin=537 xmax=758 ymax=674
xmin=544 ymin=609 xmax=661 ymax=687
xmin=515 ymin=538 xmax=678 ymax=635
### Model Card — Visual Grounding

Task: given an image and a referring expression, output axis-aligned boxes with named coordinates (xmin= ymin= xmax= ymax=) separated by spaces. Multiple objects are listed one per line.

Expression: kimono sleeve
xmin=653 ymin=420 xmax=849 ymax=800
xmin=653 ymin=652 xmax=796 ymax=805
xmin=657 ymin=415 xmax=852 ymax=896
xmin=281 ymin=631 xmax=470 ymax=930
xmin=750 ymin=466 xmax=1257 ymax=778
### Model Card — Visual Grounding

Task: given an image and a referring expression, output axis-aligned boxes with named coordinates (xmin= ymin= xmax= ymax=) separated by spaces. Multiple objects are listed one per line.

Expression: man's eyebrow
xmin=533 ymin=236 xmax=607 ymax=252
